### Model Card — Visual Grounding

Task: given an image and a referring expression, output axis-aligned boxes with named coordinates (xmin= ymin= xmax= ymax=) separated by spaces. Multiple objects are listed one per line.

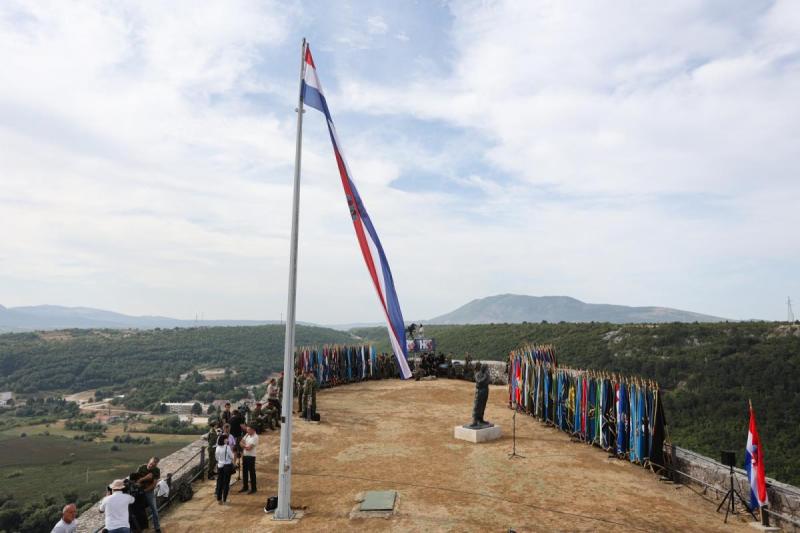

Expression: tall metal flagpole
xmin=275 ymin=37 xmax=307 ymax=521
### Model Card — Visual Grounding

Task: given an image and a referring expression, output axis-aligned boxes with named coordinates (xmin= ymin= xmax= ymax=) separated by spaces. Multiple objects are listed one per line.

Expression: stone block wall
xmin=669 ymin=445 xmax=800 ymax=530
xmin=76 ymin=438 xmax=206 ymax=533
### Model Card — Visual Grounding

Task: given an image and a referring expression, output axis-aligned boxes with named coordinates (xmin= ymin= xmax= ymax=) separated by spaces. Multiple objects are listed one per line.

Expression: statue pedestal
xmin=453 ymin=425 xmax=502 ymax=443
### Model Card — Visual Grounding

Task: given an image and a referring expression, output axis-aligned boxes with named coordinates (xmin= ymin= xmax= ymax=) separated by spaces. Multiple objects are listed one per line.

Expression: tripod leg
xmin=733 ymin=487 xmax=756 ymax=519
xmin=716 ymin=492 xmax=728 ymax=513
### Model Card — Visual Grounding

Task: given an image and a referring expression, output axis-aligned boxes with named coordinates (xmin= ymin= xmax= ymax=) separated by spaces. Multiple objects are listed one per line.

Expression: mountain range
xmin=428 ymin=294 xmax=727 ymax=324
xmin=0 ymin=304 xmax=277 ymax=332
xmin=0 ymin=294 xmax=728 ymax=332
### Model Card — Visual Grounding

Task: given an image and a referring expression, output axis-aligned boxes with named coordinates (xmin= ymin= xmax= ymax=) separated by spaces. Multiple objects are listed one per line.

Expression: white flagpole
xmin=275 ymin=37 xmax=307 ymax=521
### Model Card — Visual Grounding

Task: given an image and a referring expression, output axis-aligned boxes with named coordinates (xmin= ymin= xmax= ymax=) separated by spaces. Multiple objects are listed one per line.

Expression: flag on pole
xmin=301 ymin=45 xmax=412 ymax=379
xmin=745 ymin=402 xmax=769 ymax=510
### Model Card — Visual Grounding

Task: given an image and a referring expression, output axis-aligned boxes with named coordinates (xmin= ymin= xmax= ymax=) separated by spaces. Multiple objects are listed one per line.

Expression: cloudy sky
xmin=1 ymin=0 xmax=798 ymax=324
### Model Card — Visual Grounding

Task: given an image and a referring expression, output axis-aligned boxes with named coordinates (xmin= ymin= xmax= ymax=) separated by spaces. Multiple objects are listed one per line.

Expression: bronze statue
xmin=466 ymin=362 xmax=492 ymax=429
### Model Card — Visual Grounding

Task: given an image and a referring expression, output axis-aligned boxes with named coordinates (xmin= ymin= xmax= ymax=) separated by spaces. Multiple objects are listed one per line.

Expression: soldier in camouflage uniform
xmin=263 ymin=402 xmax=279 ymax=430
xmin=464 ymin=353 xmax=474 ymax=381
xmin=296 ymin=373 xmax=306 ymax=417
xmin=206 ymin=421 xmax=219 ymax=480
xmin=303 ymin=371 xmax=318 ymax=420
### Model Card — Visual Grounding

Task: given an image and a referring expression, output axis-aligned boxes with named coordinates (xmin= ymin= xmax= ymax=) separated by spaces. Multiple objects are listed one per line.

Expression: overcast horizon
xmin=2 ymin=1 xmax=799 ymax=324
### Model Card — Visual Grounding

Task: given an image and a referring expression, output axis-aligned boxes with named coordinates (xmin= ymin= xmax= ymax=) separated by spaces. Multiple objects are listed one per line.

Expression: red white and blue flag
xmin=301 ymin=44 xmax=412 ymax=379
xmin=745 ymin=403 xmax=769 ymax=510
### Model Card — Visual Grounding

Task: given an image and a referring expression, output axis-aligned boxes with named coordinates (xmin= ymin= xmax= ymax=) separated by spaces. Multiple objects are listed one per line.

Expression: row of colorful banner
xmin=294 ymin=344 xmax=398 ymax=386
xmin=508 ymin=345 xmax=667 ymax=470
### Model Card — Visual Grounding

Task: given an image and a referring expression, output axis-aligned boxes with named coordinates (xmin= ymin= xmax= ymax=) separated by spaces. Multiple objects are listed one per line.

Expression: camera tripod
xmin=716 ymin=463 xmax=756 ymax=523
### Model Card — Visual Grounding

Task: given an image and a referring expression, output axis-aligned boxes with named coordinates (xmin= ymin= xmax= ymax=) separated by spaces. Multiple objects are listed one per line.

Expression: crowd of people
xmin=51 ymin=347 xmax=482 ymax=532
xmin=205 ymin=400 xmax=265 ymax=505
xmin=51 ymin=456 xmax=166 ymax=533
xmin=411 ymin=352 xmax=481 ymax=380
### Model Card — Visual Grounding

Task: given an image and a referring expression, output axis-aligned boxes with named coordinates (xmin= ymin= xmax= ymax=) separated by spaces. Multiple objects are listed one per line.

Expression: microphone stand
xmin=508 ymin=402 xmax=525 ymax=459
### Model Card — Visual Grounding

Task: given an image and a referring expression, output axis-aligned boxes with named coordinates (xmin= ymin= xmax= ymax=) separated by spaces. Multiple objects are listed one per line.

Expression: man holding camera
xmin=100 ymin=479 xmax=135 ymax=533
xmin=136 ymin=457 xmax=161 ymax=533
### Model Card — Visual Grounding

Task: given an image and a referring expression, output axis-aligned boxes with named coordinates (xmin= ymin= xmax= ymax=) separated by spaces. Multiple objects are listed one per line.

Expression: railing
xmin=664 ymin=443 xmax=800 ymax=531
xmin=88 ymin=439 xmax=207 ymax=533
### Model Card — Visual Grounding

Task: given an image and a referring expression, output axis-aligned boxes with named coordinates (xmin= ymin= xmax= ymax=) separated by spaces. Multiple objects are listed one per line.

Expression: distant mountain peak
xmin=429 ymin=294 xmax=726 ymax=324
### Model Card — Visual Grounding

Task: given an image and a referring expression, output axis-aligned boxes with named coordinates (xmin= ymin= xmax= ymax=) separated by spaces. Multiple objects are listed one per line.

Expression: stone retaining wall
xmin=76 ymin=438 xmax=206 ymax=533
xmin=670 ymin=445 xmax=800 ymax=531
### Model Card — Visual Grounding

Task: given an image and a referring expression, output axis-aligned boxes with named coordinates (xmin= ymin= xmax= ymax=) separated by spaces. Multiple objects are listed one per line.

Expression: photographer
xmin=136 ymin=457 xmax=161 ymax=533
xmin=126 ymin=473 xmax=149 ymax=532
xmin=100 ymin=479 xmax=134 ymax=533
xmin=229 ymin=409 xmax=244 ymax=443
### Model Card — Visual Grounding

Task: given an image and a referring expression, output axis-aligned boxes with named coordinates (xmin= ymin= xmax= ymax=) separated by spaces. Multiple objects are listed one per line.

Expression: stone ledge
xmin=76 ymin=437 xmax=206 ymax=533
xmin=454 ymin=424 xmax=502 ymax=443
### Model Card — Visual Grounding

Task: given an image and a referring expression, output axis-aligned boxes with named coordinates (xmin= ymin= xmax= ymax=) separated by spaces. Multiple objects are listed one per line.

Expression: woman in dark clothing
xmin=214 ymin=433 xmax=235 ymax=504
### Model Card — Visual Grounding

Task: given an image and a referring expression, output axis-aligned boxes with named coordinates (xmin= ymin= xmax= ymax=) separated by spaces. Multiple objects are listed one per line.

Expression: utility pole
xmin=789 ymin=297 xmax=795 ymax=323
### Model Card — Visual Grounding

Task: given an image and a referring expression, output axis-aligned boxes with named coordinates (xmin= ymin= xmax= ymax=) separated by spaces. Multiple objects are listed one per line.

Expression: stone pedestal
xmin=453 ymin=425 xmax=502 ymax=443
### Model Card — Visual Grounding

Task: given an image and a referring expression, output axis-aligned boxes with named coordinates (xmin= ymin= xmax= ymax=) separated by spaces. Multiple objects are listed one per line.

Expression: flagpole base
xmin=273 ymin=509 xmax=302 ymax=521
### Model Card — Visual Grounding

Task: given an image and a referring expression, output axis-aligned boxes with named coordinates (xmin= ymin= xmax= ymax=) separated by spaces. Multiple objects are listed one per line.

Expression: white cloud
xmin=367 ymin=15 xmax=388 ymax=35
xmin=1 ymin=1 xmax=798 ymax=323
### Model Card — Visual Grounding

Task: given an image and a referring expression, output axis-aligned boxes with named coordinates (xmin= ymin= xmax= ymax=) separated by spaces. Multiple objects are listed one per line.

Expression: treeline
xmin=353 ymin=321 xmax=800 ymax=486
xmin=0 ymin=325 xmax=354 ymax=409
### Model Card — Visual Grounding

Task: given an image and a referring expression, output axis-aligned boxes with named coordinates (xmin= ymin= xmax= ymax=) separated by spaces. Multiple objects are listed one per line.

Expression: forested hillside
xmin=352 ymin=322 xmax=800 ymax=485
xmin=0 ymin=325 xmax=354 ymax=410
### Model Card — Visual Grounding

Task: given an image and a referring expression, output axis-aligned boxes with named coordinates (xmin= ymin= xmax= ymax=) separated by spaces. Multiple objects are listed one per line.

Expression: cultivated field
xmin=0 ymin=433 xmax=196 ymax=502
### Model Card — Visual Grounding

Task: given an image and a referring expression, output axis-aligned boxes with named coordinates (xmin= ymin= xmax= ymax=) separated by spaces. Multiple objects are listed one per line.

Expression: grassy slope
xmin=0 ymin=433 xmax=196 ymax=502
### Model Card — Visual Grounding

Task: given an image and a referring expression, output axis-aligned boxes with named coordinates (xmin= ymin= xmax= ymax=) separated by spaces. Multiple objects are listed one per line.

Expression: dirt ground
xmin=161 ymin=379 xmax=754 ymax=532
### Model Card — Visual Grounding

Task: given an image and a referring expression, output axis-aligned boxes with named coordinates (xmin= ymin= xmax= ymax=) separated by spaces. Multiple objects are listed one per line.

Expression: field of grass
xmin=0 ymin=433 xmax=197 ymax=502
xmin=1 ymin=419 xmax=202 ymax=444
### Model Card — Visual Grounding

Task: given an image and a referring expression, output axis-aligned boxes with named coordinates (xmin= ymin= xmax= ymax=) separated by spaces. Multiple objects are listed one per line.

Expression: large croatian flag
xmin=301 ymin=44 xmax=412 ymax=379
xmin=745 ymin=403 xmax=769 ymax=510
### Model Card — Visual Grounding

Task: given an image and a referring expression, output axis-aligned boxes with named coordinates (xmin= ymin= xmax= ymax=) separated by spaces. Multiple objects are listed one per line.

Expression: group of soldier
xmin=412 ymin=352 xmax=477 ymax=381
xmin=295 ymin=371 xmax=319 ymax=421
xmin=204 ymin=376 xmax=285 ymax=480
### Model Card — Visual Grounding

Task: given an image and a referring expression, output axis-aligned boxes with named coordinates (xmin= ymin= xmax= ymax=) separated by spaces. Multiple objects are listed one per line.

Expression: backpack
xmin=176 ymin=481 xmax=193 ymax=502
xmin=264 ymin=496 xmax=278 ymax=513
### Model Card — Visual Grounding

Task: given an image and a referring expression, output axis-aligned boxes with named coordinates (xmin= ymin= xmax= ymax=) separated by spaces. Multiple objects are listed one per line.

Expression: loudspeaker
xmin=720 ymin=450 xmax=736 ymax=467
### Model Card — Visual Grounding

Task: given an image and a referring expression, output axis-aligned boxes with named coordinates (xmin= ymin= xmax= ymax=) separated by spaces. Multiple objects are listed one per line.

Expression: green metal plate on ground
xmin=360 ymin=490 xmax=397 ymax=511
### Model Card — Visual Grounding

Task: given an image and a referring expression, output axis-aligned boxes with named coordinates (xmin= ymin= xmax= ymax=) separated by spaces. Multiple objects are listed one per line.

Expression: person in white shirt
xmin=50 ymin=503 xmax=77 ymax=533
xmin=214 ymin=434 xmax=235 ymax=504
xmin=99 ymin=479 xmax=134 ymax=533
xmin=239 ymin=424 xmax=259 ymax=494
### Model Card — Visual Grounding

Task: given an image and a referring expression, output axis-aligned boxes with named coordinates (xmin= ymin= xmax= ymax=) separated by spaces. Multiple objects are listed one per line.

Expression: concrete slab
xmin=747 ymin=522 xmax=780 ymax=531
xmin=360 ymin=490 xmax=396 ymax=511
xmin=454 ymin=424 xmax=502 ymax=443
